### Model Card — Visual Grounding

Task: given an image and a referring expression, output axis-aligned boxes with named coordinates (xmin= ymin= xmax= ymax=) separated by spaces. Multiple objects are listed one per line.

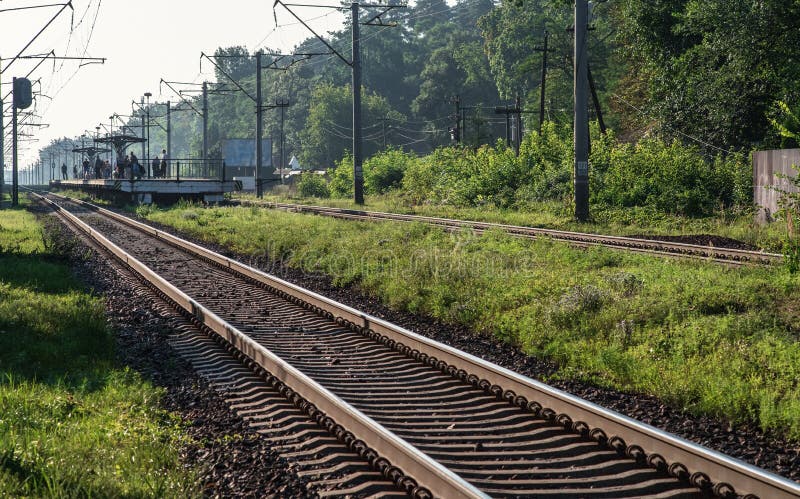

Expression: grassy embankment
xmin=143 ymin=202 xmax=800 ymax=440
xmin=246 ymin=191 xmax=787 ymax=253
xmin=0 ymin=201 xmax=198 ymax=496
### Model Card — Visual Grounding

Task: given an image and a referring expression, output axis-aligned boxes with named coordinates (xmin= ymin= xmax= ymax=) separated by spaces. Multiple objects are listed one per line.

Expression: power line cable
xmin=610 ymin=93 xmax=737 ymax=155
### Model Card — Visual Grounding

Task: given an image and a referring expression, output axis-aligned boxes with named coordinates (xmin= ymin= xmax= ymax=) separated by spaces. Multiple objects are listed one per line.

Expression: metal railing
xmin=115 ymin=158 xmax=225 ymax=182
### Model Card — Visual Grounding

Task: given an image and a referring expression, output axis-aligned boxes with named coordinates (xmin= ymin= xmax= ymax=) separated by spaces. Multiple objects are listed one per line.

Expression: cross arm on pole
xmin=159 ymin=79 xmax=203 ymax=117
xmin=2 ymin=2 xmax=73 ymax=75
xmin=273 ymin=0 xmax=352 ymax=66
xmin=362 ymin=5 xmax=406 ymax=27
xmin=199 ymin=52 xmax=256 ymax=102
xmin=1 ymin=51 xmax=55 ymax=102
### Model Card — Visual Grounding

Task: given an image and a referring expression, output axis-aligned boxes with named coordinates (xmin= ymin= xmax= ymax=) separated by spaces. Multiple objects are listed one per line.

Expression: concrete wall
xmin=753 ymin=148 xmax=800 ymax=221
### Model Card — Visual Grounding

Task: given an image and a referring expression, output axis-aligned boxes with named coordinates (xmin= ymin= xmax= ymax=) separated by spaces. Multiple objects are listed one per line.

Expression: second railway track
xmin=33 ymin=191 xmax=800 ymax=498
xmin=249 ymin=200 xmax=781 ymax=266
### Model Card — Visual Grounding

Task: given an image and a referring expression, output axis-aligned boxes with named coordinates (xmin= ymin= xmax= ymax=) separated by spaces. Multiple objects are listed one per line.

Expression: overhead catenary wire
xmin=610 ymin=92 xmax=738 ymax=155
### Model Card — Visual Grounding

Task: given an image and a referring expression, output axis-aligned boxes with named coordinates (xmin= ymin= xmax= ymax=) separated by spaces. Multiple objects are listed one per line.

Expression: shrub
xmin=332 ymin=121 xmax=753 ymax=217
xmin=329 ymin=149 xmax=418 ymax=198
xmin=296 ymin=172 xmax=330 ymax=198
xmin=328 ymin=153 xmax=354 ymax=198
xmin=595 ymin=137 xmax=745 ymax=216
xmin=364 ymin=148 xmax=416 ymax=194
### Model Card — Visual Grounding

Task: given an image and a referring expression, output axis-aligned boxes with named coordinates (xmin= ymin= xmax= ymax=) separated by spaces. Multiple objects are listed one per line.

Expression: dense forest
xmin=42 ymin=0 xmax=800 ymax=213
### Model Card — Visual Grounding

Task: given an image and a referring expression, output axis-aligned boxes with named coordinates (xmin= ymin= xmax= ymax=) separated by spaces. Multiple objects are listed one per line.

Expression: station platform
xmin=51 ymin=178 xmax=242 ymax=204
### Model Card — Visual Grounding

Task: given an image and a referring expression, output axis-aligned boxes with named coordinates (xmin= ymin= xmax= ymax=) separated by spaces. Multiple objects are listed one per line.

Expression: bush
xmin=329 ymin=149 xmax=418 ymax=198
xmin=296 ymin=172 xmax=330 ymax=198
xmin=328 ymin=153 xmax=354 ymax=198
xmin=595 ymin=137 xmax=750 ymax=216
xmin=364 ymin=148 xmax=416 ymax=194
xmin=332 ymin=121 xmax=753 ymax=217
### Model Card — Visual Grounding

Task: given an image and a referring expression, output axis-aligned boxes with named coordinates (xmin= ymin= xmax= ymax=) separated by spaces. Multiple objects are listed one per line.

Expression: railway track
xmin=32 ymin=190 xmax=800 ymax=498
xmin=249 ymin=200 xmax=781 ymax=266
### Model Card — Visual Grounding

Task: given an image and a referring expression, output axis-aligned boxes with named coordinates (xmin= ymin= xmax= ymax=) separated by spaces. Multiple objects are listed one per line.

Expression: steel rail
xmin=31 ymin=191 xmax=485 ymax=499
xmin=254 ymin=201 xmax=781 ymax=266
xmin=37 ymin=191 xmax=800 ymax=499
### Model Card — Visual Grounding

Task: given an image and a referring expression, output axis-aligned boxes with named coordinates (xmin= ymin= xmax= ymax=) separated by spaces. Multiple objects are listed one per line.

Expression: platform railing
xmin=149 ymin=158 xmax=224 ymax=181
xmin=109 ymin=158 xmax=225 ymax=182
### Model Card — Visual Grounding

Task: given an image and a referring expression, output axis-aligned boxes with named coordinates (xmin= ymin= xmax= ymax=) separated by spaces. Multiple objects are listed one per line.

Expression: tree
xmin=299 ymin=84 xmax=403 ymax=168
xmin=213 ymin=46 xmax=254 ymax=83
xmin=616 ymin=0 xmax=800 ymax=151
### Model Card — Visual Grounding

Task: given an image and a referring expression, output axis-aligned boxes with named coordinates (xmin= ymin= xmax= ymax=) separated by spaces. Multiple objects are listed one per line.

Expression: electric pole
xmin=0 ymin=56 xmax=4 ymax=206
xmin=202 ymin=81 xmax=209 ymax=181
xmin=256 ymin=52 xmax=265 ymax=197
xmin=537 ymin=31 xmax=549 ymax=133
xmin=12 ymin=77 xmax=19 ymax=206
xmin=588 ymin=66 xmax=606 ymax=135
xmin=574 ymin=0 xmax=590 ymax=221
xmin=515 ymin=95 xmax=522 ymax=154
xmin=352 ymin=2 xmax=364 ymax=204
xmin=450 ymin=95 xmax=461 ymax=143
xmin=145 ymin=92 xmax=152 ymax=177
xmin=266 ymin=99 xmax=291 ymax=183
xmin=273 ymin=0 xmax=405 ymax=205
xmin=166 ymin=101 xmax=171 ymax=168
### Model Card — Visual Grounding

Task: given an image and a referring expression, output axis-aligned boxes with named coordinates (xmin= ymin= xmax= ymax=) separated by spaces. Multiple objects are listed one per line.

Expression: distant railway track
xmin=247 ymin=200 xmax=781 ymax=266
xmin=30 ymin=190 xmax=800 ymax=498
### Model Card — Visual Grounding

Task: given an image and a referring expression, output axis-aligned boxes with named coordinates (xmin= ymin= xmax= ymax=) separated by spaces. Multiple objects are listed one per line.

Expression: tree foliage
xmin=616 ymin=0 xmax=800 ymax=151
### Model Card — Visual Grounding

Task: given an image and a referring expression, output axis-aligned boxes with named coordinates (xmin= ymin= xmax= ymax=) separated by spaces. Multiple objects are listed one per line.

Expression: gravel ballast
xmin=41 ymin=198 xmax=800 ymax=489
xmin=127 ymin=209 xmax=800 ymax=485
xmin=40 ymin=210 xmax=314 ymax=498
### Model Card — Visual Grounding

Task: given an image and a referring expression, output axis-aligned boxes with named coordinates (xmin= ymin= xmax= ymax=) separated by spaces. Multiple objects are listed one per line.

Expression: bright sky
xmin=1 ymin=0 xmax=346 ymax=168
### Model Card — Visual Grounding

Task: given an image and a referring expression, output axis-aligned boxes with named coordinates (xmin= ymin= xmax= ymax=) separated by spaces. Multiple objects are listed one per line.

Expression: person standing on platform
xmin=61 ymin=163 xmax=67 ymax=180
xmin=94 ymin=156 xmax=103 ymax=179
xmin=130 ymin=152 xmax=142 ymax=180
xmin=160 ymin=149 xmax=169 ymax=179
xmin=72 ymin=164 xmax=78 ymax=179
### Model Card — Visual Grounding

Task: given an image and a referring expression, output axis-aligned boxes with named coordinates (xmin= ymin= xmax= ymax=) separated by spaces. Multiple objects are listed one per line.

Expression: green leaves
xmin=617 ymin=0 xmax=800 ymax=150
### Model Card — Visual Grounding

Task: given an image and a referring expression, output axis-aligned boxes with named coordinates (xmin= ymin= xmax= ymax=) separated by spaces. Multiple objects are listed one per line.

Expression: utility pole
xmin=268 ymin=99 xmax=290 ymax=183
xmin=0 ymin=56 xmax=4 ymax=206
xmin=280 ymin=103 xmax=286 ymax=182
xmin=273 ymin=0 xmax=404 ymax=204
xmin=352 ymin=1 xmax=364 ymax=204
xmin=496 ymin=105 xmax=511 ymax=147
xmin=505 ymin=106 xmax=511 ymax=147
xmin=450 ymin=95 xmax=461 ymax=143
xmin=166 ymin=101 xmax=171 ymax=171
xmin=256 ymin=52 xmax=264 ymax=198
xmin=109 ymin=115 xmax=114 ymax=168
xmin=12 ymin=77 xmax=18 ymax=206
xmin=494 ymin=102 xmax=523 ymax=152
xmin=515 ymin=95 xmax=522 ymax=154
xmin=574 ymin=0 xmax=589 ymax=221
xmin=202 ymin=81 xmax=208 ymax=181
xmin=537 ymin=31 xmax=549 ymax=133
xmin=145 ymin=92 xmax=152 ymax=177
xmin=587 ymin=66 xmax=606 ymax=135
xmin=140 ymin=97 xmax=146 ymax=166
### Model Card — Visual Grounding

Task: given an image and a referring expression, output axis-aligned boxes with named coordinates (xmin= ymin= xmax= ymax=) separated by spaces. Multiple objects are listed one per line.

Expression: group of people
xmin=78 ymin=157 xmax=112 ymax=180
xmin=68 ymin=149 xmax=169 ymax=181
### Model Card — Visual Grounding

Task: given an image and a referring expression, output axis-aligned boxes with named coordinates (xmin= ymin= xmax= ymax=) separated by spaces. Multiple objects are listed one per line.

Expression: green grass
xmin=50 ymin=188 xmax=111 ymax=205
xmin=0 ymin=204 xmax=199 ymax=497
xmin=147 ymin=203 xmax=800 ymax=440
xmin=248 ymin=191 xmax=787 ymax=252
